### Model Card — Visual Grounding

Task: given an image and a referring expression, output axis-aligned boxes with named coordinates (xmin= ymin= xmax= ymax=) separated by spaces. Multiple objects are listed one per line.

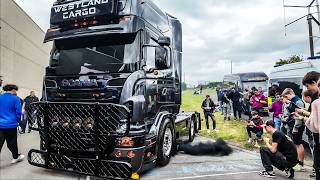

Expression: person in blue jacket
xmin=0 ymin=84 xmax=24 ymax=164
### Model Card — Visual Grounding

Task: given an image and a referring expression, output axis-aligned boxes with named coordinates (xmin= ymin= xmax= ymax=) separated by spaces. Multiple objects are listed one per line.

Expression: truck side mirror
xmin=158 ymin=36 xmax=171 ymax=46
xmin=50 ymin=50 xmax=60 ymax=67
xmin=155 ymin=47 xmax=169 ymax=70
xmin=143 ymin=46 xmax=156 ymax=72
xmin=143 ymin=45 xmax=169 ymax=72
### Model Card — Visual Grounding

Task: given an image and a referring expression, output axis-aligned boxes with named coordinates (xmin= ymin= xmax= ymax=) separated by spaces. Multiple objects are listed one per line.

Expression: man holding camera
xmin=256 ymin=120 xmax=297 ymax=179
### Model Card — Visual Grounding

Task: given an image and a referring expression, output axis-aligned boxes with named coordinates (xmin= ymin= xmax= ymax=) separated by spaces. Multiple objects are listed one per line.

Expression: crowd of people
xmin=201 ymin=71 xmax=320 ymax=179
xmin=201 ymin=86 xmax=269 ymax=132
xmin=255 ymin=71 xmax=320 ymax=179
xmin=215 ymin=86 xmax=268 ymax=120
xmin=0 ymin=76 xmax=39 ymax=165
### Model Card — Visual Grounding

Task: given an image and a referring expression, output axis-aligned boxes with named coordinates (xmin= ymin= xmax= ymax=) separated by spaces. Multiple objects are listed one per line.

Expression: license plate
xmin=51 ymin=0 xmax=114 ymax=25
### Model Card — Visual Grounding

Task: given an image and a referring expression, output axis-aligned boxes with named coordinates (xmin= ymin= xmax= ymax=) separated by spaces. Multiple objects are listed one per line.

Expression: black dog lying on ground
xmin=178 ymin=138 xmax=233 ymax=156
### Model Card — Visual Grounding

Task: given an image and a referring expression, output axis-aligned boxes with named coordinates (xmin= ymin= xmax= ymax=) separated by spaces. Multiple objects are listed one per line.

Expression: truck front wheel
xmin=156 ymin=118 xmax=174 ymax=166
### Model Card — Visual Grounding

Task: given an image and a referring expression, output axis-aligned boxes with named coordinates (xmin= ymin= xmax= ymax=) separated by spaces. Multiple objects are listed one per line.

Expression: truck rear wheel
xmin=188 ymin=118 xmax=195 ymax=142
xmin=157 ymin=118 xmax=174 ymax=166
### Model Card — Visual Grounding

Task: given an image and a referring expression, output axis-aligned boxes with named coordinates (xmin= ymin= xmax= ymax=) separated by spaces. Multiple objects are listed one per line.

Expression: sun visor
xmin=50 ymin=0 xmax=117 ymax=26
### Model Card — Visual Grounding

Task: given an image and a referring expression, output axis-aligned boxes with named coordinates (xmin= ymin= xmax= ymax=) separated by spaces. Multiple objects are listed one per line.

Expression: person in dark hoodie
xmin=246 ymin=111 xmax=264 ymax=142
xmin=21 ymin=91 xmax=39 ymax=133
xmin=0 ymin=84 xmax=24 ymax=164
xmin=228 ymin=87 xmax=242 ymax=120
xmin=201 ymin=95 xmax=216 ymax=130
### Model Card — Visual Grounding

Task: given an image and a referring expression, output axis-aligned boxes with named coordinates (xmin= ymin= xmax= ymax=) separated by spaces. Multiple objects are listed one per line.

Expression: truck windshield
xmin=243 ymin=81 xmax=268 ymax=92
xmin=51 ymin=33 xmax=140 ymax=75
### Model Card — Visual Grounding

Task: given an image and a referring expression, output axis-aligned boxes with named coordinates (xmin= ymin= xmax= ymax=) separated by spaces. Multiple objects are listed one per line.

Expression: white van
xmin=270 ymin=59 xmax=320 ymax=96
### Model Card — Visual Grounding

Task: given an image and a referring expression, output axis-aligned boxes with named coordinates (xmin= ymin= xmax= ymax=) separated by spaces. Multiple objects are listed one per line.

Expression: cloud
xmin=14 ymin=0 xmax=313 ymax=83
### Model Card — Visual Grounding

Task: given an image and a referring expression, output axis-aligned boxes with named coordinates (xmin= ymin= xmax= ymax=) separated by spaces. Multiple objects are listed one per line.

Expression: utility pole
xmin=316 ymin=0 xmax=320 ymax=33
xmin=284 ymin=0 xmax=320 ymax=57
xmin=308 ymin=12 xmax=315 ymax=57
xmin=230 ymin=60 xmax=233 ymax=74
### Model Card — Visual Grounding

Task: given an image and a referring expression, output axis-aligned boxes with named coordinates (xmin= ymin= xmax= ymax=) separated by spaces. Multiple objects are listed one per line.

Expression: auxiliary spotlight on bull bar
xmin=27 ymin=102 xmax=132 ymax=179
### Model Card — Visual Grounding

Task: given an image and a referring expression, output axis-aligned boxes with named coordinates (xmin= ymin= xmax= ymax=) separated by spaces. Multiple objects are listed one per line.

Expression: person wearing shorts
xmin=282 ymin=88 xmax=305 ymax=172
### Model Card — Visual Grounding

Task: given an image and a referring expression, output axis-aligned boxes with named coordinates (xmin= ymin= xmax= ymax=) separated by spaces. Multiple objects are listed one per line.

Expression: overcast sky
xmin=14 ymin=0 xmax=320 ymax=83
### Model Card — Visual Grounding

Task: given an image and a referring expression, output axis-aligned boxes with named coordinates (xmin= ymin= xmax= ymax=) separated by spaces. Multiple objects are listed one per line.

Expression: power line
xmin=283 ymin=0 xmax=320 ymax=57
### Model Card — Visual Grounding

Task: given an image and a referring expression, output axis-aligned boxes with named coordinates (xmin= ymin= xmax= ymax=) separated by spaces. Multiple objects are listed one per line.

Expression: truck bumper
xmin=28 ymin=149 xmax=132 ymax=179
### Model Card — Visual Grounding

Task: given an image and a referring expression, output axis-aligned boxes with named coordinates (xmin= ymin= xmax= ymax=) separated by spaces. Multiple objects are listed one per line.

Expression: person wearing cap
xmin=201 ymin=95 xmax=216 ymax=130
xmin=256 ymin=120 xmax=297 ymax=179
xmin=0 ymin=84 xmax=24 ymax=164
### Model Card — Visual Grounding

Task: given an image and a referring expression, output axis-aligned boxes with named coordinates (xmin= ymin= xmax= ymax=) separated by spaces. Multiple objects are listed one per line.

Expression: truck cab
xmin=27 ymin=0 xmax=200 ymax=179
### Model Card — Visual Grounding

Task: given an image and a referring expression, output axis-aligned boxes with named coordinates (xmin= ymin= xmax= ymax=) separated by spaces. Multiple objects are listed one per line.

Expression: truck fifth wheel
xmin=27 ymin=0 xmax=200 ymax=179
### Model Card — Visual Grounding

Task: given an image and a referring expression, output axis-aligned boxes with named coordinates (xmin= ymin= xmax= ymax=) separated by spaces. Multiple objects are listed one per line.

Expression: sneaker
xmin=248 ymin=138 xmax=253 ymax=143
xmin=293 ymin=164 xmax=305 ymax=172
xmin=11 ymin=154 xmax=25 ymax=164
xmin=285 ymin=168 xmax=294 ymax=179
xmin=259 ymin=170 xmax=276 ymax=178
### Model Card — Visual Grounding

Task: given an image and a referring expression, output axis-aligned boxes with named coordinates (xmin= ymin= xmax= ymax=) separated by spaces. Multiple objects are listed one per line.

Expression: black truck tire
xmin=188 ymin=117 xmax=195 ymax=142
xmin=156 ymin=118 xmax=174 ymax=166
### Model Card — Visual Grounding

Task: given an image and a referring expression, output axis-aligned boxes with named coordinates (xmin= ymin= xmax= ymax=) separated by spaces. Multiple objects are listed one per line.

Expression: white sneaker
xmin=248 ymin=138 xmax=252 ymax=143
xmin=11 ymin=154 xmax=25 ymax=164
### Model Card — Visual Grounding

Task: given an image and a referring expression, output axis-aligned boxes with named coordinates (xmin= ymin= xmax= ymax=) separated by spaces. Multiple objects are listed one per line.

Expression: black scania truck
xmin=27 ymin=0 xmax=200 ymax=179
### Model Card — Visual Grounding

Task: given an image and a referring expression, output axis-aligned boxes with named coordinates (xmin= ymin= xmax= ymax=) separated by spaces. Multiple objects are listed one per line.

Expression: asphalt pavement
xmin=0 ymin=132 xmax=313 ymax=180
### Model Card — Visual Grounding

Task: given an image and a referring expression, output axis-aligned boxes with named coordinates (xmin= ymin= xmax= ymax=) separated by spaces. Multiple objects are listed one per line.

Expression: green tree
xmin=275 ymin=55 xmax=303 ymax=66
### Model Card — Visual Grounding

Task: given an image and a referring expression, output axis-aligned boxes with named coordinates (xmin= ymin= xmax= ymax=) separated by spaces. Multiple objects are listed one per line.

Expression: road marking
xmin=166 ymin=170 xmax=261 ymax=180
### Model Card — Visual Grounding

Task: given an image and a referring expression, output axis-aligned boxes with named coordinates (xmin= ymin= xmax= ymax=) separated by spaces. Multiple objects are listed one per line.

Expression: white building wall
xmin=0 ymin=0 xmax=52 ymax=98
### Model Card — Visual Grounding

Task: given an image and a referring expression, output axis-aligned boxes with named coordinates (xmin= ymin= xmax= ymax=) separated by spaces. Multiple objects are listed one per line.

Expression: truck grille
xmin=27 ymin=102 xmax=130 ymax=152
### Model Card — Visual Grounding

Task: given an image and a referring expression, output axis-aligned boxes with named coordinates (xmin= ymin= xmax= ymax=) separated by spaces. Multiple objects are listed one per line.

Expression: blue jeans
xmin=274 ymin=117 xmax=282 ymax=132
xmin=219 ymin=101 xmax=224 ymax=114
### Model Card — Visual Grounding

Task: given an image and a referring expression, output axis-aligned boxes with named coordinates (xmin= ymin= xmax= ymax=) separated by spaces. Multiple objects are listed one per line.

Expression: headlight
xmin=116 ymin=123 xmax=128 ymax=134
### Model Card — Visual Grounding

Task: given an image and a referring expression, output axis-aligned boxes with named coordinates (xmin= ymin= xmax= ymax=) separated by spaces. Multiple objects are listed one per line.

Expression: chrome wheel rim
xmin=163 ymin=128 xmax=173 ymax=156
xmin=190 ymin=120 xmax=194 ymax=136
